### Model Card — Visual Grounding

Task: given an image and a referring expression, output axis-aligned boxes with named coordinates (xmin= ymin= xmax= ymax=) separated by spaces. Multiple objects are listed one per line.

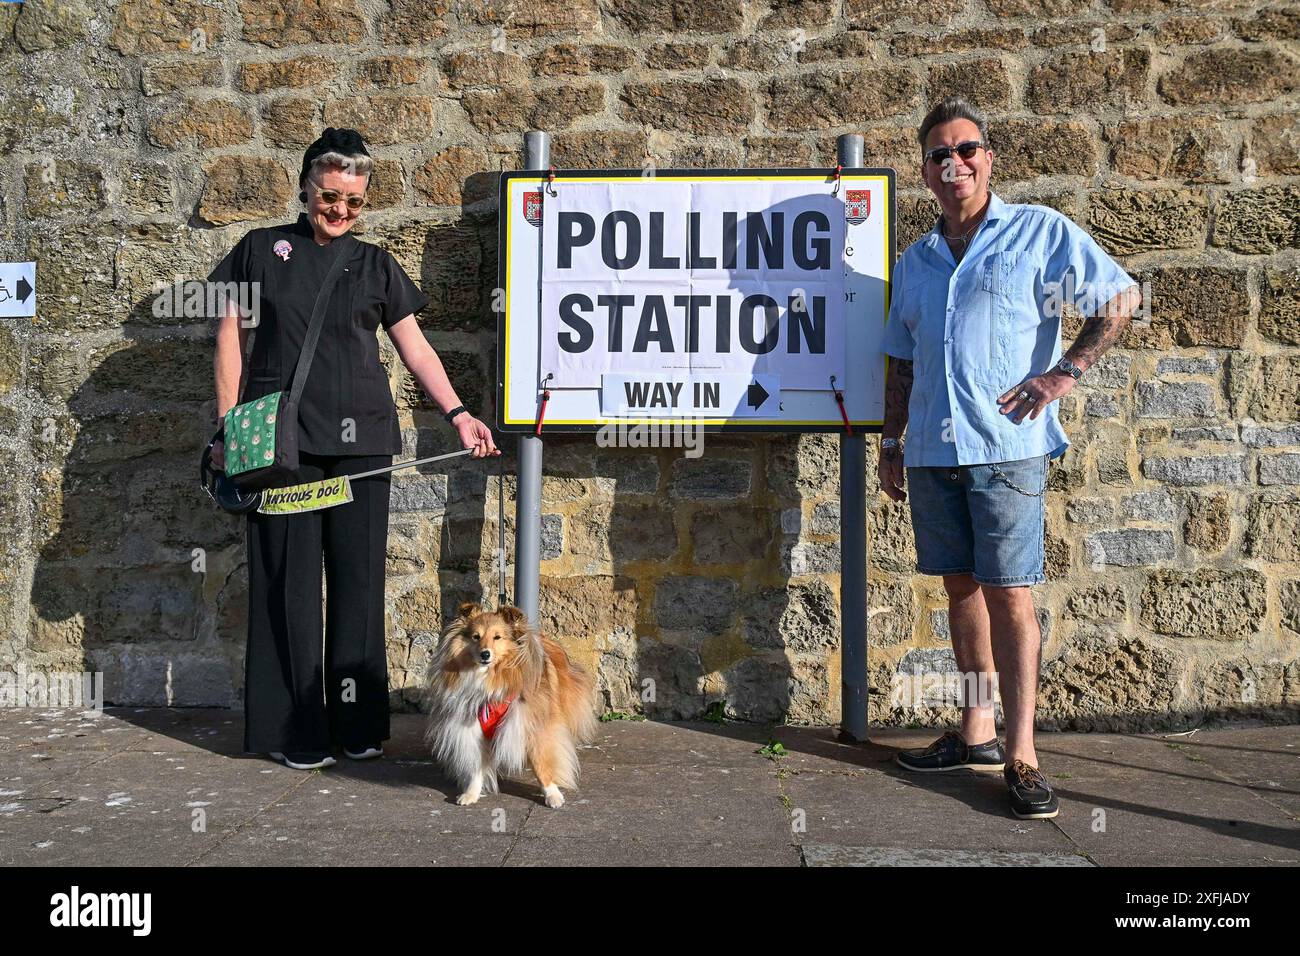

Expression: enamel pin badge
xmin=273 ymin=240 xmax=293 ymax=261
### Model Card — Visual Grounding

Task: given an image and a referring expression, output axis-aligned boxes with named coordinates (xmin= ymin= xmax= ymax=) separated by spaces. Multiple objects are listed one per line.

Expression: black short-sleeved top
xmin=207 ymin=213 xmax=429 ymax=456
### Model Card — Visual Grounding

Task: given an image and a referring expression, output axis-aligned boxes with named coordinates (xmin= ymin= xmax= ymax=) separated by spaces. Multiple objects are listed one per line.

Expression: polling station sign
xmin=498 ymin=169 xmax=894 ymax=432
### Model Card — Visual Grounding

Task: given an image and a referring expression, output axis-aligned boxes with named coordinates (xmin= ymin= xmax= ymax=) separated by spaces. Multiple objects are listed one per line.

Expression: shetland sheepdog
xmin=424 ymin=603 xmax=597 ymax=808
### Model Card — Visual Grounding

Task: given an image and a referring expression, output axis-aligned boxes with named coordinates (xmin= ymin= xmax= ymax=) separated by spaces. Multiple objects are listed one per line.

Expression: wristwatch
xmin=443 ymin=405 xmax=469 ymax=425
xmin=1054 ymin=358 xmax=1084 ymax=380
xmin=881 ymin=437 xmax=903 ymax=451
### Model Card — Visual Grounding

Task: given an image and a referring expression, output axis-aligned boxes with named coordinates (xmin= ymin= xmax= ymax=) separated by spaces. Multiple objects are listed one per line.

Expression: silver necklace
xmin=942 ymin=215 xmax=983 ymax=247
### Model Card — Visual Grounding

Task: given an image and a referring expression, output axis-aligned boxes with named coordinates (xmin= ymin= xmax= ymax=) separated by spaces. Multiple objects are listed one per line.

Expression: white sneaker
xmin=269 ymin=751 xmax=337 ymax=770
xmin=342 ymin=744 xmax=383 ymax=760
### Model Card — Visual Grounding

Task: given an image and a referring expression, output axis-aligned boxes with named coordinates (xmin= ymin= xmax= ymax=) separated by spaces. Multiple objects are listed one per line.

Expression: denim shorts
xmin=906 ymin=454 xmax=1049 ymax=587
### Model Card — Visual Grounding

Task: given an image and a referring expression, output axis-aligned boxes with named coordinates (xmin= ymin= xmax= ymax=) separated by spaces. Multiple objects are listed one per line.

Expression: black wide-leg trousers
xmin=243 ymin=452 xmax=393 ymax=754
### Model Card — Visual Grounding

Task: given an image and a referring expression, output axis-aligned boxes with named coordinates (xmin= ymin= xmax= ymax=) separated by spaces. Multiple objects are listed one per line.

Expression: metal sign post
xmin=513 ymin=130 xmax=549 ymax=624
xmin=837 ymin=132 xmax=869 ymax=743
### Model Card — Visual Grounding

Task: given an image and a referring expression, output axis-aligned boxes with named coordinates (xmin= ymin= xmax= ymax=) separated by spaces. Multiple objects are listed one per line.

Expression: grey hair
xmin=309 ymin=150 xmax=373 ymax=181
xmin=917 ymin=97 xmax=990 ymax=151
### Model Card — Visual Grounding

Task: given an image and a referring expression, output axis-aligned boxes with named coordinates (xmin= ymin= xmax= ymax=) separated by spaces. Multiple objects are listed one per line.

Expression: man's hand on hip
xmin=997 ymin=369 xmax=1076 ymax=424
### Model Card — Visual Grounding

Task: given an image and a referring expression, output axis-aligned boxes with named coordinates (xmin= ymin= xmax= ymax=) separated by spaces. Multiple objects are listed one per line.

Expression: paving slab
xmin=1 ymin=750 xmax=303 ymax=866
xmin=779 ymin=764 xmax=1084 ymax=856
xmin=252 ymin=759 xmax=538 ymax=836
xmin=579 ymin=719 xmax=801 ymax=769
xmin=1033 ymin=731 xmax=1300 ymax=865
xmin=2 ymin=745 xmax=134 ymax=792
xmin=1135 ymin=727 xmax=1300 ymax=820
xmin=0 ymin=709 xmax=140 ymax=754
xmin=518 ymin=763 xmax=792 ymax=849
xmin=99 ymin=708 xmax=248 ymax=756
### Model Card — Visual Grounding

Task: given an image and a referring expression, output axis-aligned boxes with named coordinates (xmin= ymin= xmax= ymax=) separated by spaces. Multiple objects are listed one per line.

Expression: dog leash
xmin=258 ymin=447 xmax=476 ymax=514
xmin=202 ymin=445 xmax=476 ymax=514
xmin=345 ymin=447 xmax=475 ymax=482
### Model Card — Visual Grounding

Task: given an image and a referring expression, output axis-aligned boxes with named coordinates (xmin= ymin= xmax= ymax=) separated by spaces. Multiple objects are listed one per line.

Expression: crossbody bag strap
xmin=286 ymin=233 xmax=356 ymax=407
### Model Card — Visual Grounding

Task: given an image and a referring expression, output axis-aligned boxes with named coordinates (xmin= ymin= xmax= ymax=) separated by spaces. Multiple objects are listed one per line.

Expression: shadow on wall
xmin=377 ymin=206 xmax=508 ymax=711
xmin=27 ymin=312 xmax=246 ymax=707
xmin=539 ymin=434 xmax=813 ymax=725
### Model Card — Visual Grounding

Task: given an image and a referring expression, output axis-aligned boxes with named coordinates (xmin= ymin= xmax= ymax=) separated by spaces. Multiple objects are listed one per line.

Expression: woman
xmin=207 ymin=127 xmax=499 ymax=770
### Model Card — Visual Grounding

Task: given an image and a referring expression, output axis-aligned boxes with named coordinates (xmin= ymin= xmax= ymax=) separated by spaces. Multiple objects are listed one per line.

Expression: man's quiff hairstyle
xmin=917 ymin=97 xmax=990 ymax=152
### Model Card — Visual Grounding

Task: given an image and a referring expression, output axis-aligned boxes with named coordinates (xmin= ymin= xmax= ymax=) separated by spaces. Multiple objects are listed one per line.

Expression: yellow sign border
xmin=503 ymin=172 xmax=892 ymax=428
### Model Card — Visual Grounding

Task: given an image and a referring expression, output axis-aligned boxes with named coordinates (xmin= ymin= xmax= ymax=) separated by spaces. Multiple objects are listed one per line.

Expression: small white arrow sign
xmin=0 ymin=262 xmax=36 ymax=318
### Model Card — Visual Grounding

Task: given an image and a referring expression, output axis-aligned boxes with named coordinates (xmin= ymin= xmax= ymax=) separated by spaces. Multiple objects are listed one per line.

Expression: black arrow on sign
xmin=747 ymin=380 xmax=769 ymax=409
xmin=16 ymin=277 xmax=32 ymax=304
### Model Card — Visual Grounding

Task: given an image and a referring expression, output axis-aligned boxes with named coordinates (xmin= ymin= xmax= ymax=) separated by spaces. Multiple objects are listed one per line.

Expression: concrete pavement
xmin=1 ymin=708 xmax=1296 ymax=866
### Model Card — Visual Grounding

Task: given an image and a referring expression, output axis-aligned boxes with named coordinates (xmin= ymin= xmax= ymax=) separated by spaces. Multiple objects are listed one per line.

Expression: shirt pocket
xmin=984 ymin=249 xmax=1036 ymax=295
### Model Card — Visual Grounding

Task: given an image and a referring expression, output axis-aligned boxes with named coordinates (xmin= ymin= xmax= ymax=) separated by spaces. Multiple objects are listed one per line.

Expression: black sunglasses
xmin=924 ymin=140 xmax=987 ymax=164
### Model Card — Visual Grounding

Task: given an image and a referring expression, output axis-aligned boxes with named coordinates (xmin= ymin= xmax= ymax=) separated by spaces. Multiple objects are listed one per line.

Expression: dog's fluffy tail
xmin=543 ymin=637 xmax=598 ymax=744
xmin=564 ymin=657 xmax=599 ymax=745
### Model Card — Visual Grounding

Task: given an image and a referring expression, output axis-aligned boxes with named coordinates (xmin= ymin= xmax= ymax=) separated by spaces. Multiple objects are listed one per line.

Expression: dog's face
xmin=455 ymin=603 xmax=528 ymax=669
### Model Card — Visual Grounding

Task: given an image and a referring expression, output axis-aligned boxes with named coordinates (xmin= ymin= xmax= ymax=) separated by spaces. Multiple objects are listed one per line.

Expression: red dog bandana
xmin=478 ymin=696 xmax=516 ymax=740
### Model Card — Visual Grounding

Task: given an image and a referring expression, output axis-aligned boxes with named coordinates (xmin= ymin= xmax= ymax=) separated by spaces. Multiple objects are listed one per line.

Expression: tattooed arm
xmin=1061 ymin=284 xmax=1141 ymax=373
xmin=883 ymin=358 xmax=913 ymax=440
xmin=879 ymin=357 xmax=913 ymax=502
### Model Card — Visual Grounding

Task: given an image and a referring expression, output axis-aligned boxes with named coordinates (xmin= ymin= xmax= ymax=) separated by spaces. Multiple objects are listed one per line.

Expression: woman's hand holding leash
xmin=452 ymin=412 xmax=500 ymax=458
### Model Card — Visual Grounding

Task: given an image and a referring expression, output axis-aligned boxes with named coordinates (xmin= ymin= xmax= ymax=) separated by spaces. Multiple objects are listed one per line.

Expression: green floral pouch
xmin=223 ymin=391 xmax=300 ymax=489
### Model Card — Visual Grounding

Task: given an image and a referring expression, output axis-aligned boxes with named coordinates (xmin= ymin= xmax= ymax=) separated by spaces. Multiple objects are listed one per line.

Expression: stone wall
xmin=1 ymin=0 xmax=1297 ymax=730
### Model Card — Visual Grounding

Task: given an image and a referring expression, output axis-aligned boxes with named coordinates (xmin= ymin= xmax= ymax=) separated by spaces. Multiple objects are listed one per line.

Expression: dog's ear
xmin=457 ymin=601 xmax=480 ymax=620
xmin=499 ymin=605 xmax=528 ymax=634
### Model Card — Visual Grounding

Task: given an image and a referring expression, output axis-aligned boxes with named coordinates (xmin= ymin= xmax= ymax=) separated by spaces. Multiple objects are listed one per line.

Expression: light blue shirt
xmin=882 ymin=192 xmax=1136 ymax=467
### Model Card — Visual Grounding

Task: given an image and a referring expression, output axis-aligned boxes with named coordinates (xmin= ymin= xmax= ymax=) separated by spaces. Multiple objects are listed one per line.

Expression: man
xmin=879 ymin=98 xmax=1140 ymax=820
